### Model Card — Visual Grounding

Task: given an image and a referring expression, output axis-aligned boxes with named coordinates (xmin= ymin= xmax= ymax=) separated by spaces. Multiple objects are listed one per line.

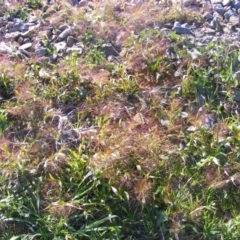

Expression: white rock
xmin=19 ymin=42 xmax=32 ymax=50
xmin=0 ymin=41 xmax=14 ymax=54
xmin=5 ymin=31 xmax=21 ymax=39
xmin=39 ymin=68 xmax=51 ymax=79
xmin=54 ymin=41 xmax=66 ymax=52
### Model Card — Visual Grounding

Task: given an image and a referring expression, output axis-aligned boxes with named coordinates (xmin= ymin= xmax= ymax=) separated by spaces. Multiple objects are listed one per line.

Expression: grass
xmin=1 ymin=0 xmax=240 ymax=239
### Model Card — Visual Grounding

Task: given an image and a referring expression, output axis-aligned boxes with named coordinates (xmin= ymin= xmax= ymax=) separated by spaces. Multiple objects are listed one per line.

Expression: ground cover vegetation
xmin=1 ymin=0 xmax=240 ymax=239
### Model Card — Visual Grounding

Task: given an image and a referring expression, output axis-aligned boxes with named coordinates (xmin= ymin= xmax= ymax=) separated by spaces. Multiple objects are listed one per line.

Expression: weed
xmin=1 ymin=0 xmax=240 ymax=239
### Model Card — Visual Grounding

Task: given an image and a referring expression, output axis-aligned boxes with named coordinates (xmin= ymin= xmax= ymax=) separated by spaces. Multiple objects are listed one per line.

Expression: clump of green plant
xmin=0 ymin=74 xmax=14 ymax=103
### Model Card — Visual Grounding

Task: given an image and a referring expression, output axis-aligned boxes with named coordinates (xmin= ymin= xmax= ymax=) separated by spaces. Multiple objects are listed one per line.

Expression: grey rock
xmin=222 ymin=0 xmax=232 ymax=6
xmin=224 ymin=5 xmax=232 ymax=11
xmin=37 ymin=56 xmax=49 ymax=65
xmin=203 ymin=114 xmax=218 ymax=129
xmin=66 ymin=36 xmax=75 ymax=47
xmin=13 ymin=18 xmax=24 ymax=31
xmin=19 ymin=42 xmax=32 ymax=50
xmin=229 ymin=15 xmax=240 ymax=26
xmin=6 ymin=21 xmax=14 ymax=29
xmin=35 ymin=47 xmax=47 ymax=57
xmin=213 ymin=11 xmax=224 ymax=20
xmin=53 ymin=29 xmax=61 ymax=36
xmin=187 ymin=48 xmax=202 ymax=60
xmin=174 ymin=69 xmax=183 ymax=77
xmin=203 ymin=12 xmax=214 ymax=21
xmin=59 ymin=24 xmax=69 ymax=31
xmin=172 ymin=26 xmax=195 ymax=36
xmin=232 ymin=88 xmax=240 ymax=101
xmin=203 ymin=27 xmax=216 ymax=35
xmin=234 ymin=1 xmax=240 ymax=10
xmin=200 ymin=36 xmax=214 ymax=43
xmin=214 ymin=4 xmax=225 ymax=15
xmin=39 ymin=29 xmax=52 ymax=40
xmin=5 ymin=31 xmax=21 ymax=39
xmin=17 ymin=36 xmax=24 ymax=45
xmin=0 ymin=17 xmax=6 ymax=27
xmin=20 ymin=49 xmax=32 ymax=57
xmin=0 ymin=41 xmax=14 ymax=54
xmin=58 ymin=28 xmax=71 ymax=40
xmin=100 ymin=43 xmax=121 ymax=57
xmin=210 ymin=19 xmax=218 ymax=28
xmin=224 ymin=9 xmax=235 ymax=20
xmin=20 ymin=24 xmax=29 ymax=32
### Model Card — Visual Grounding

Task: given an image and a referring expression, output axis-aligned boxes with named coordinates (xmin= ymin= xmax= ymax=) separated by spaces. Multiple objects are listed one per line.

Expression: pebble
xmin=66 ymin=47 xmax=83 ymax=55
xmin=5 ymin=31 xmax=21 ymax=39
xmin=229 ymin=15 xmax=240 ymax=26
xmin=58 ymin=28 xmax=72 ymax=40
xmin=172 ymin=26 xmax=195 ymax=36
xmin=66 ymin=36 xmax=75 ymax=47
xmin=54 ymin=41 xmax=67 ymax=52
xmin=19 ymin=42 xmax=32 ymax=50
xmin=35 ymin=47 xmax=47 ymax=56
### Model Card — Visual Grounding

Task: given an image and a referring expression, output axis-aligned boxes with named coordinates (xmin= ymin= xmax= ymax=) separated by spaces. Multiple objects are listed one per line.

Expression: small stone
xmin=58 ymin=28 xmax=71 ymax=40
xmin=20 ymin=49 xmax=31 ymax=57
xmin=39 ymin=29 xmax=52 ymax=39
xmin=54 ymin=41 xmax=66 ymax=52
xmin=203 ymin=28 xmax=216 ymax=35
xmin=19 ymin=42 xmax=32 ymax=50
xmin=100 ymin=43 xmax=121 ymax=57
xmin=27 ymin=14 xmax=38 ymax=23
xmin=174 ymin=69 xmax=183 ymax=77
xmin=232 ymin=88 xmax=240 ymax=101
xmin=0 ymin=17 xmax=6 ymax=27
xmin=173 ymin=21 xmax=181 ymax=28
xmin=187 ymin=48 xmax=202 ymax=60
xmin=229 ymin=15 xmax=239 ymax=26
xmin=6 ymin=21 xmax=14 ymax=29
xmin=13 ymin=18 xmax=24 ymax=31
xmin=0 ymin=41 xmax=14 ymax=54
xmin=222 ymin=0 xmax=232 ymax=6
xmin=42 ymin=12 xmax=50 ymax=19
xmin=224 ymin=9 xmax=235 ymax=20
xmin=35 ymin=47 xmax=47 ymax=57
xmin=203 ymin=12 xmax=213 ymax=21
xmin=59 ymin=24 xmax=69 ymax=31
xmin=213 ymin=11 xmax=224 ymax=20
xmin=172 ymin=26 xmax=195 ymax=36
xmin=235 ymin=1 xmax=240 ymax=10
xmin=214 ymin=4 xmax=225 ymax=16
xmin=66 ymin=36 xmax=75 ymax=47
xmin=17 ymin=36 xmax=24 ymax=45
xmin=5 ymin=31 xmax=21 ymax=39
xmin=37 ymin=56 xmax=49 ymax=65
xmin=210 ymin=19 xmax=218 ymax=29
xmin=181 ymin=23 xmax=190 ymax=28
xmin=66 ymin=47 xmax=83 ymax=55
xmin=39 ymin=68 xmax=51 ymax=79
xmin=187 ymin=126 xmax=197 ymax=132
